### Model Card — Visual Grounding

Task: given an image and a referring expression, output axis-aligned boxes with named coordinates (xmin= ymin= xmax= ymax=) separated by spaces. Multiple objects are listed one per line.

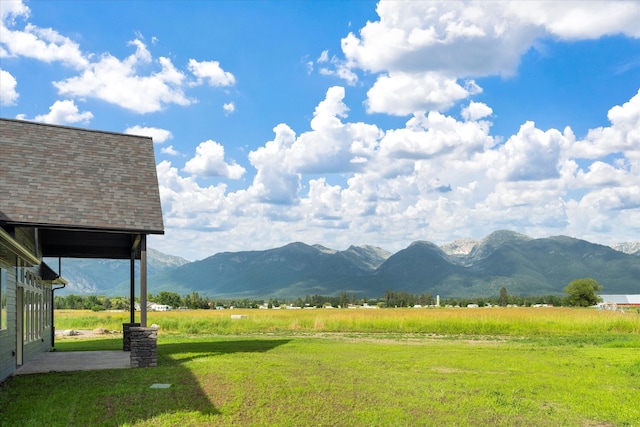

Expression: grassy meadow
xmin=1 ymin=307 xmax=639 ymax=426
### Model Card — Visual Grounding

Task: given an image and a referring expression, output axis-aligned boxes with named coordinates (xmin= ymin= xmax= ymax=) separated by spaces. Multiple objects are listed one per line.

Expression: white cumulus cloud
xmin=125 ymin=126 xmax=173 ymax=144
xmin=509 ymin=1 xmax=640 ymax=40
xmin=161 ymin=145 xmax=179 ymax=156
xmin=246 ymin=86 xmax=384 ymax=205
xmin=188 ymin=59 xmax=236 ymax=87
xmin=329 ymin=1 xmax=640 ymax=116
xmin=17 ymin=99 xmax=93 ymax=125
xmin=223 ymin=102 xmax=235 ymax=114
xmin=154 ymin=88 xmax=640 ymax=258
xmin=461 ymin=101 xmax=492 ymax=121
xmin=0 ymin=0 xmax=30 ymax=22
xmin=1 ymin=2 xmax=235 ymax=115
xmin=486 ymin=121 xmax=571 ymax=182
xmin=53 ymin=40 xmax=192 ymax=114
xmin=1 ymin=2 xmax=89 ymax=69
xmin=569 ymin=89 xmax=640 ymax=161
xmin=0 ymin=68 xmax=19 ymax=105
xmin=184 ymin=139 xmax=246 ymax=179
xmin=366 ymin=71 xmax=481 ymax=115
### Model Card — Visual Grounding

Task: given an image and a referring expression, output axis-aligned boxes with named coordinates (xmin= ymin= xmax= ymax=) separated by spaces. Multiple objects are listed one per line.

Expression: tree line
xmin=54 ymin=278 xmax=603 ymax=311
xmin=54 ymin=291 xmax=222 ymax=311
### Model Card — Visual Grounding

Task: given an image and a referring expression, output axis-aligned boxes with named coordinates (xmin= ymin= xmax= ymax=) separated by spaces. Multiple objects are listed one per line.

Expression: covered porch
xmin=42 ymin=228 xmax=154 ymax=329
xmin=42 ymin=227 xmax=162 ymax=367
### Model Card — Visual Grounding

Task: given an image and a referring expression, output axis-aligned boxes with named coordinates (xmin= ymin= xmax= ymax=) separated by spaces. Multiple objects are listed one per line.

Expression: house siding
xmin=0 ymin=259 xmax=18 ymax=383
xmin=22 ymin=332 xmax=52 ymax=364
xmin=0 ymin=237 xmax=52 ymax=383
xmin=14 ymin=228 xmax=38 ymax=257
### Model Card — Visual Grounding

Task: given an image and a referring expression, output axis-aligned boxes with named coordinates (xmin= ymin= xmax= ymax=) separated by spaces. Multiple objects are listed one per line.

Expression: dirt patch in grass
xmin=431 ymin=366 xmax=470 ymax=374
xmin=59 ymin=329 xmax=513 ymax=347
xmin=56 ymin=329 xmax=122 ymax=339
xmin=278 ymin=331 xmax=510 ymax=345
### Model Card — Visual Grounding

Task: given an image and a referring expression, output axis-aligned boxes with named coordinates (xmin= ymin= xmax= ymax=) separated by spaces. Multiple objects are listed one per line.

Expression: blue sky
xmin=1 ymin=0 xmax=639 ymax=261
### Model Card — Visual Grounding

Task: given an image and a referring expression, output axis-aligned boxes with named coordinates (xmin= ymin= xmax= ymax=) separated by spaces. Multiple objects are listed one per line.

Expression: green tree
xmin=85 ymin=295 xmax=101 ymax=310
xmin=564 ymin=278 xmax=603 ymax=307
xmin=417 ymin=293 xmax=433 ymax=306
xmin=498 ymin=287 xmax=509 ymax=307
xmin=156 ymin=291 xmax=182 ymax=308
xmin=339 ymin=292 xmax=349 ymax=308
xmin=111 ymin=297 xmax=130 ymax=310
xmin=190 ymin=292 xmax=203 ymax=309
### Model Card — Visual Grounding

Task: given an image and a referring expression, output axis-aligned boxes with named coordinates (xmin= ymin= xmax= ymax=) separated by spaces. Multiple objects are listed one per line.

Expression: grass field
xmin=51 ymin=306 xmax=640 ymax=337
xmin=1 ymin=308 xmax=639 ymax=426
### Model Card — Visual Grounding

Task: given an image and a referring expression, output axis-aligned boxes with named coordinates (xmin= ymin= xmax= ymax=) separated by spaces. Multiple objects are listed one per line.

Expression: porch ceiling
xmin=38 ymin=228 xmax=143 ymax=259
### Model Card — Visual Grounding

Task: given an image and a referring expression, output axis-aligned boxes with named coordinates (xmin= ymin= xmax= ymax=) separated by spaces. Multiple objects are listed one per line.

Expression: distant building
xmin=599 ymin=295 xmax=640 ymax=308
xmin=135 ymin=302 xmax=172 ymax=312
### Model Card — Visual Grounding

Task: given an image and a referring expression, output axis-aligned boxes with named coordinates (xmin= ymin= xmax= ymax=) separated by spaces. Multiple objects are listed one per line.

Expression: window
xmin=18 ymin=270 xmax=49 ymax=343
xmin=1 ymin=268 xmax=6 ymax=331
xmin=24 ymin=290 xmax=29 ymax=341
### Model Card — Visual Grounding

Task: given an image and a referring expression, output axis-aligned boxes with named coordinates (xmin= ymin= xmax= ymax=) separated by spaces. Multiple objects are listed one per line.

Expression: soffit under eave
xmin=38 ymin=228 xmax=149 ymax=260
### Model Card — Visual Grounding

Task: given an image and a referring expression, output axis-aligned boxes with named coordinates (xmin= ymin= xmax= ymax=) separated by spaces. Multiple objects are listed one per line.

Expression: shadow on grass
xmin=0 ymin=337 xmax=290 ymax=426
xmin=159 ymin=338 xmax=292 ymax=364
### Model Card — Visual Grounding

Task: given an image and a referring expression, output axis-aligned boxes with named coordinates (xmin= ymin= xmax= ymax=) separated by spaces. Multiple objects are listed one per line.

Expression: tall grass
xmin=55 ymin=307 xmax=640 ymax=338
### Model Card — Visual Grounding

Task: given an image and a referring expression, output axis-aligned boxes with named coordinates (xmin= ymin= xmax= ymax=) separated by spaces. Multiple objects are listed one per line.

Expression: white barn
xmin=599 ymin=295 xmax=640 ymax=308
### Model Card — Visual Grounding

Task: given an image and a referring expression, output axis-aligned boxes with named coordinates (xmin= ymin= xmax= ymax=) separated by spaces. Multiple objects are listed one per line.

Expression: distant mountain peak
xmin=440 ymin=231 xmax=530 ymax=257
xmin=611 ymin=242 xmax=640 ymax=256
xmin=441 ymin=238 xmax=479 ymax=256
xmin=341 ymin=245 xmax=392 ymax=270
xmin=482 ymin=230 xmax=532 ymax=244
xmin=312 ymin=244 xmax=338 ymax=254
xmin=346 ymin=244 xmax=392 ymax=258
xmin=463 ymin=230 xmax=531 ymax=263
xmin=147 ymin=248 xmax=190 ymax=268
xmin=408 ymin=240 xmax=442 ymax=249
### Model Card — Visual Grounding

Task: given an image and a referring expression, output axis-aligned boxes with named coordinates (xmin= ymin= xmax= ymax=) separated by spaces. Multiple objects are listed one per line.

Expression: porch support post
xmin=140 ymin=234 xmax=148 ymax=327
xmin=130 ymin=234 xmax=141 ymax=324
xmin=129 ymin=242 xmax=135 ymax=324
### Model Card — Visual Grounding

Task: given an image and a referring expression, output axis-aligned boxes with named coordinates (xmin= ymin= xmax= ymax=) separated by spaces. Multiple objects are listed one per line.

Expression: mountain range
xmin=52 ymin=231 xmax=640 ymax=299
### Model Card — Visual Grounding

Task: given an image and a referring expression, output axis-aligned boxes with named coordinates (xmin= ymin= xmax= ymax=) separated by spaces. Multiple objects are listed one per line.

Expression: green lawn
xmin=1 ymin=333 xmax=639 ymax=426
xmin=1 ymin=308 xmax=639 ymax=426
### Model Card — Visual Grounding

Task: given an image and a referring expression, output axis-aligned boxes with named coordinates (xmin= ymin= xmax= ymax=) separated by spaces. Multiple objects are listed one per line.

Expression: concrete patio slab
xmin=13 ymin=351 xmax=131 ymax=375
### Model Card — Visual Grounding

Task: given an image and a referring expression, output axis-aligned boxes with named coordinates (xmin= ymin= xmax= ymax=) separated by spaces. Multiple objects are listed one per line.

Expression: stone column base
xmin=130 ymin=326 xmax=158 ymax=368
xmin=122 ymin=322 xmax=141 ymax=351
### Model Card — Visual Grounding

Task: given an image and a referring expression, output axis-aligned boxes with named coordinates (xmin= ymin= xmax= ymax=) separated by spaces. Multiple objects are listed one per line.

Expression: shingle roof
xmin=0 ymin=118 xmax=164 ymax=234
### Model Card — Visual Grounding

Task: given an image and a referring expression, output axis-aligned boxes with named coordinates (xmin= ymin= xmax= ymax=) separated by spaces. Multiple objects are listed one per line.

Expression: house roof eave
xmin=1 ymin=221 xmax=164 ymax=236
xmin=0 ymin=227 xmax=40 ymax=266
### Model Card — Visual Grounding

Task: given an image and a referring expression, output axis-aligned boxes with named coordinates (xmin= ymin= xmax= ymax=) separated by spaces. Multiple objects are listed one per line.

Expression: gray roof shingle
xmin=0 ymin=118 xmax=164 ymax=234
